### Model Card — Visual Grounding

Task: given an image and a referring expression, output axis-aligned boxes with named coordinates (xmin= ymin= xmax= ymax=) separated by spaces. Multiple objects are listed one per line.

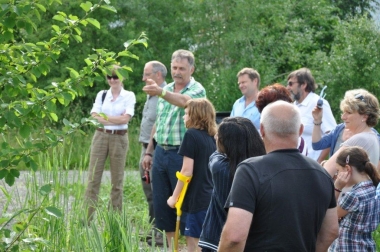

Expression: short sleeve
xmin=339 ymin=191 xmax=359 ymax=212
xmin=178 ymin=130 xmax=196 ymax=159
xmin=224 ymin=163 xmax=259 ymax=214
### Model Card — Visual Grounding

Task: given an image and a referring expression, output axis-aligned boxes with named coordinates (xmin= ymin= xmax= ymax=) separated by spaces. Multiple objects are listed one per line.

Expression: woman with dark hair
xmin=198 ymin=117 xmax=266 ymax=251
xmin=329 ymin=146 xmax=380 ymax=251
xmin=256 ymin=83 xmax=307 ymax=156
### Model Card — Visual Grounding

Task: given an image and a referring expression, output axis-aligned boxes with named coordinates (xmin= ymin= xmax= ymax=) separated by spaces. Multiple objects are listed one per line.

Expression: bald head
xmin=260 ymin=101 xmax=302 ymax=143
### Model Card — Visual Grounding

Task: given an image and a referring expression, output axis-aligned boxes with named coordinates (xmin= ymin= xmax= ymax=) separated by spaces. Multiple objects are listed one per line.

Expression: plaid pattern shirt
xmin=154 ymin=78 xmax=206 ymax=146
xmin=329 ymin=181 xmax=379 ymax=252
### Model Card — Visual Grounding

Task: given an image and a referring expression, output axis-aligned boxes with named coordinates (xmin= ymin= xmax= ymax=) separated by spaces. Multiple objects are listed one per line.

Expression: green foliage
xmin=0 ymin=184 xmax=61 ymax=251
xmin=0 ymin=161 xmax=160 ymax=251
xmin=0 ymin=0 xmax=147 ymax=185
xmin=374 ymin=224 xmax=380 ymax=251
xmin=314 ymin=17 xmax=380 ymax=127
xmin=330 ymin=0 xmax=379 ymax=19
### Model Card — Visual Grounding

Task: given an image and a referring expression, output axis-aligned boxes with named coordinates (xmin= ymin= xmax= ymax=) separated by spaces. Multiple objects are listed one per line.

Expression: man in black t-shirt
xmin=219 ymin=101 xmax=339 ymax=252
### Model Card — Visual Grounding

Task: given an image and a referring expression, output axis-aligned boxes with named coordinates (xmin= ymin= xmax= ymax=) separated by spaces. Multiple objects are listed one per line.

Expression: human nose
xmin=341 ymin=112 xmax=346 ymax=120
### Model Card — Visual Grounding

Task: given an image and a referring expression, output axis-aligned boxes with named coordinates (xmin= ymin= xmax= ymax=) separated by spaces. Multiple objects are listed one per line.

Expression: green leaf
xmin=117 ymin=51 xmax=139 ymax=60
xmin=50 ymin=113 xmax=58 ymax=122
xmin=74 ymin=27 xmax=81 ymax=35
xmin=52 ymin=25 xmax=60 ymax=33
xmin=5 ymin=173 xmax=15 ymax=186
xmin=25 ymin=22 xmax=33 ymax=34
xmin=39 ymin=184 xmax=51 ymax=196
xmin=30 ymin=159 xmax=38 ymax=172
xmin=45 ymin=206 xmax=63 ymax=218
xmin=16 ymin=20 xmax=26 ymax=29
xmin=53 ymin=14 xmax=65 ymax=22
xmin=4 ymin=16 xmax=15 ymax=28
xmin=98 ymin=112 xmax=108 ymax=120
xmin=9 ymin=169 xmax=20 ymax=178
xmin=73 ymin=35 xmax=82 ymax=43
xmin=0 ymin=169 xmax=8 ymax=180
xmin=35 ymin=3 xmax=46 ymax=12
xmin=80 ymin=2 xmax=92 ymax=12
xmin=84 ymin=58 xmax=92 ymax=66
xmin=100 ymin=5 xmax=117 ymax=13
xmin=63 ymin=118 xmax=70 ymax=126
xmin=86 ymin=18 xmax=100 ymax=29
xmin=67 ymin=67 xmax=79 ymax=78
xmin=19 ymin=124 xmax=31 ymax=138
xmin=3 ymin=30 xmax=13 ymax=42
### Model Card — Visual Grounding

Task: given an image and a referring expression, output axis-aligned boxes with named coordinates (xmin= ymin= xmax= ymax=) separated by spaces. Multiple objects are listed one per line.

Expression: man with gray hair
xmin=139 ymin=60 xmax=167 ymax=245
xmin=142 ymin=49 xmax=206 ymax=250
xmin=219 ymin=101 xmax=338 ymax=252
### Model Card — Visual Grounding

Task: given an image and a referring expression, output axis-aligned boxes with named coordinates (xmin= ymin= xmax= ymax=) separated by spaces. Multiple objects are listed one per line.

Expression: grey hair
xmin=171 ymin=49 xmax=195 ymax=67
xmin=149 ymin=60 xmax=167 ymax=78
xmin=261 ymin=100 xmax=301 ymax=138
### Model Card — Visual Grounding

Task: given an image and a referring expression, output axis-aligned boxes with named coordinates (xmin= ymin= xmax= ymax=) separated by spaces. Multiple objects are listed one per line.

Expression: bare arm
xmin=317 ymin=148 xmax=330 ymax=163
xmin=312 ymin=106 xmax=323 ymax=143
xmin=142 ymin=79 xmax=191 ymax=108
xmin=167 ymin=156 xmax=194 ymax=208
xmin=323 ymin=147 xmax=346 ymax=178
xmin=218 ymin=207 xmax=252 ymax=252
xmin=315 ymin=207 xmax=339 ymax=252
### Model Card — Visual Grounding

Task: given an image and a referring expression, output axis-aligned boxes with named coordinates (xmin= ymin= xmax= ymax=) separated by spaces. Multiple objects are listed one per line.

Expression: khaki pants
xmin=85 ymin=130 xmax=129 ymax=221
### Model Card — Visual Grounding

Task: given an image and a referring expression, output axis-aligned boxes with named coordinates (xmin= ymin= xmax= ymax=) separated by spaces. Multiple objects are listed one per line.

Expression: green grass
xmin=0 ymin=121 xmax=177 ymax=251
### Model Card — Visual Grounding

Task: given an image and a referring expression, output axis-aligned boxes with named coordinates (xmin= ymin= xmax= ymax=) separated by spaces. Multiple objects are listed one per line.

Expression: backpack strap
xmin=101 ymin=90 xmax=107 ymax=104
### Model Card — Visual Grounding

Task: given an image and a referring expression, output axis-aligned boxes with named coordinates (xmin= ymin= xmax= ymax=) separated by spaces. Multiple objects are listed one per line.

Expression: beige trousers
xmin=84 ymin=130 xmax=129 ymax=221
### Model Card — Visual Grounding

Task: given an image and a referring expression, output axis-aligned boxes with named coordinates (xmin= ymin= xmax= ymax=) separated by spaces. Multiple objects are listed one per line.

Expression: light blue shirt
xmin=230 ymin=96 xmax=260 ymax=130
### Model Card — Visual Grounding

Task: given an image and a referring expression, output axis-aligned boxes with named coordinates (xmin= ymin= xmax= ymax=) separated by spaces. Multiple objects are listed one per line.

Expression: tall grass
xmin=0 ymin=121 xmax=174 ymax=251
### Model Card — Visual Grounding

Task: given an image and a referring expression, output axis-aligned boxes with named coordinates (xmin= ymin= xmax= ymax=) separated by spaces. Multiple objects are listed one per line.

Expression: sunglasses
xmin=354 ymin=93 xmax=365 ymax=102
xmin=107 ymin=75 xmax=119 ymax=80
xmin=287 ymin=81 xmax=298 ymax=87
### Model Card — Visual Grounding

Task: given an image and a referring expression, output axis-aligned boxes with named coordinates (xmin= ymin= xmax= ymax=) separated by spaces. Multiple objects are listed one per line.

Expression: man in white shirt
xmin=287 ymin=67 xmax=336 ymax=162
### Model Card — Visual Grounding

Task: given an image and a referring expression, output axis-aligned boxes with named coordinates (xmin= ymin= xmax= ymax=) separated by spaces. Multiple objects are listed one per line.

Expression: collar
xmin=238 ymin=96 xmax=256 ymax=106
xmin=296 ymin=92 xmax=314 ymax=106
xmin=106 ymin=88 xmax=128 ymax=100
xmin=168 ymin=77 xmax=195 ymax=92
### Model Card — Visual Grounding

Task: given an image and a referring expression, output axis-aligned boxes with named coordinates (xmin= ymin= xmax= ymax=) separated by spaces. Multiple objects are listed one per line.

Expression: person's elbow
xmin=120 ymin=114 xmax=132 ymax=124
xmin=317 ymin=221 xmax=339 ymax=250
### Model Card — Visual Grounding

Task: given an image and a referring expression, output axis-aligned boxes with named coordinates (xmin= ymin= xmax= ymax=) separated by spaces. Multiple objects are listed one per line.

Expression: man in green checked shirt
xmin=142 ymin=49 xmax=206 ymax=250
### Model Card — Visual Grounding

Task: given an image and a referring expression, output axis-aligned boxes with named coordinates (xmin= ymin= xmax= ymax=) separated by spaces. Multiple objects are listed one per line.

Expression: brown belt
xmin=96 ymin=128 xmax=127 ymax=136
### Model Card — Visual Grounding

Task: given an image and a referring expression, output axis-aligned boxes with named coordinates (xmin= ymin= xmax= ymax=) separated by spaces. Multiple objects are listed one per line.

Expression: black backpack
xmin=102 ymin=90 xmax=107 ymax=104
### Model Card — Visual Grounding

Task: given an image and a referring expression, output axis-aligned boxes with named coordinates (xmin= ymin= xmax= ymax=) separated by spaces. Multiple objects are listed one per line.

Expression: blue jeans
xmin=152 ymin=145 xmax=187 ymax=233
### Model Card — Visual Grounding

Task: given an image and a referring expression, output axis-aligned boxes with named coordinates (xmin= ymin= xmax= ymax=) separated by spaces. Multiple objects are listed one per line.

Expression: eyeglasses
xmin=143 ymin=72 xmax=156 ymax=77
xmin=354 ymin=93 xmax=365 ymax=102
xmin=107 ymin=75 xmax=119 ymax=80
xmin=287 ymin=81 xmax=298 ymax=87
